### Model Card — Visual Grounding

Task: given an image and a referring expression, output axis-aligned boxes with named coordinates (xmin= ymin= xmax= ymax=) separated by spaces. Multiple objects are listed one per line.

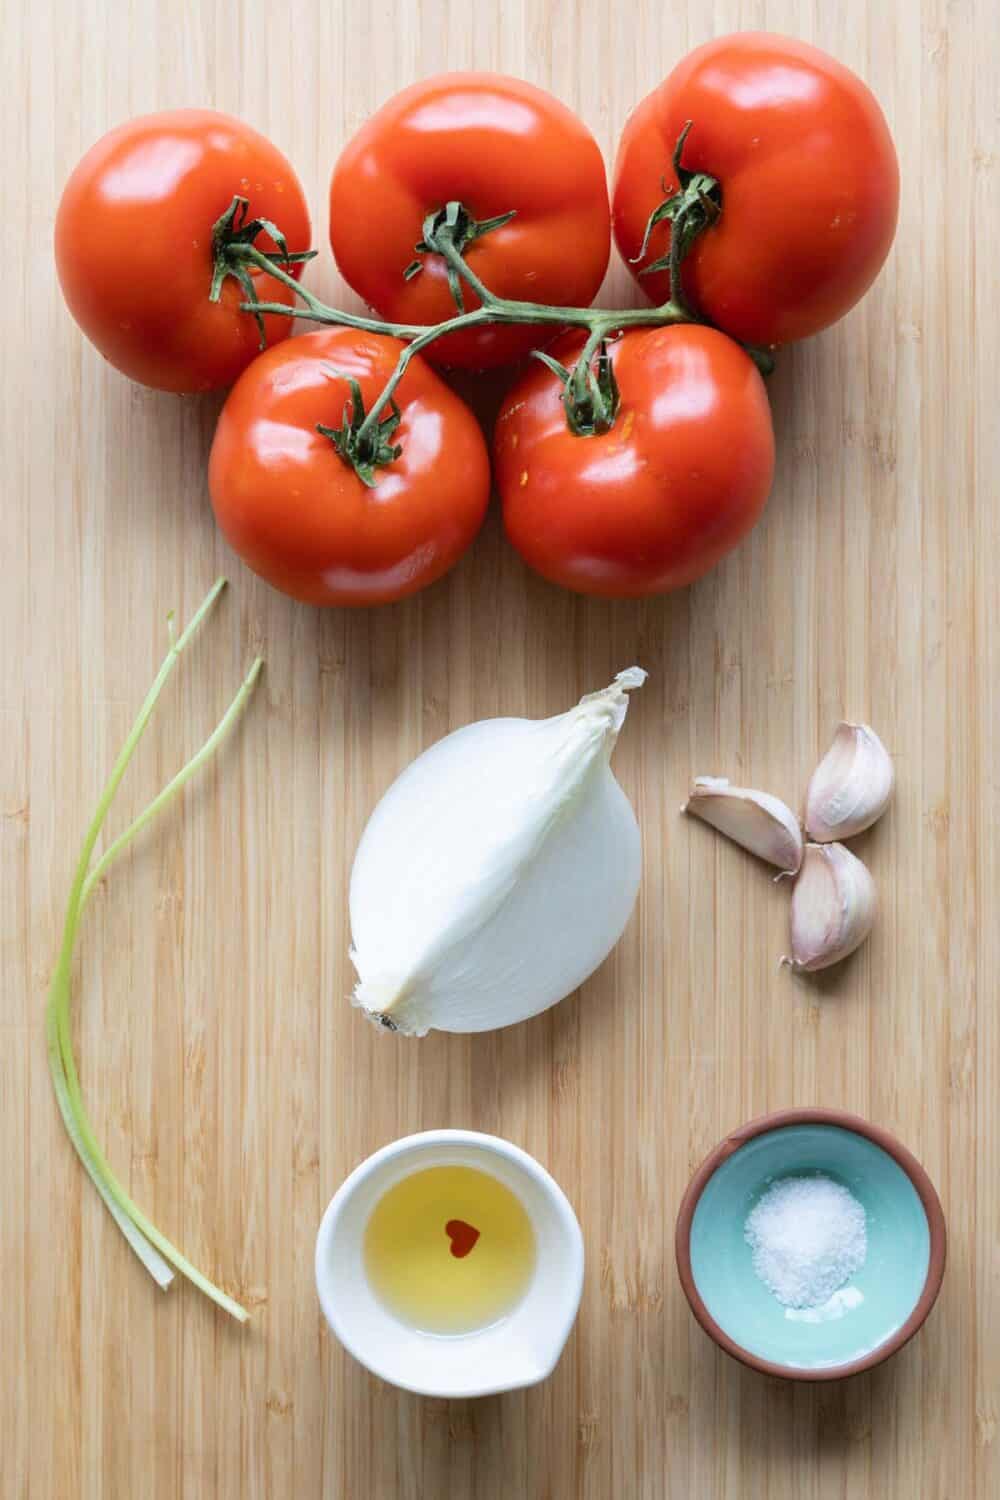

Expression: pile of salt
xmin=744 ymin=1174 xmax=867 ymax=1309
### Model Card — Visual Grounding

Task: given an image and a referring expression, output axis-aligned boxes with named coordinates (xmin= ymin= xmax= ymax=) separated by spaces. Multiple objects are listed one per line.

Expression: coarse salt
xmin=744 ymin=1174 xmax=867 ymax=1310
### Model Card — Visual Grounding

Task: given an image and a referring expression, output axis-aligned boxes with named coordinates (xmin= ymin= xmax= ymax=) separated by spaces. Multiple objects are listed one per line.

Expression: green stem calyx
xmin=632 ymin=121 xmax=721 ymax=304
xmin=535 ymin=337 xmax=621 ymax=437
xmin=317 ymin=368 xmax=403 ymax=487
xmin=210 ymin=194 xmax=317 ymax=347
xmin=404 ymin=200 xmax=516 ymax=311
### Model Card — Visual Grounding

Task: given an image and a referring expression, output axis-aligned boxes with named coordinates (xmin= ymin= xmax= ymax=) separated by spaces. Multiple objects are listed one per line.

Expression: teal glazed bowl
xmin=675 ymin=1109 xmax=946 ymax=1380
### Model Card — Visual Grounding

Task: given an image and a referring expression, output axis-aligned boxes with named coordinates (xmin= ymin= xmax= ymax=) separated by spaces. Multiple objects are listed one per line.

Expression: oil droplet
xmin=519 ymin=469 xmax=528 ymax=487
xmin=510 ymin=432 xmax=518 ymax=449
xmin=445 ymin=1219 xmax=480 ymax=1258
xmin=621 ymin=410 xmax=635 ymax=440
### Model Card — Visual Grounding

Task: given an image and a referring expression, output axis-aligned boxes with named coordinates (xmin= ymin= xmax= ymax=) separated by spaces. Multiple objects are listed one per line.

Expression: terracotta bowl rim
xmin=674 ymin=1106 xmax=947 ymax=1381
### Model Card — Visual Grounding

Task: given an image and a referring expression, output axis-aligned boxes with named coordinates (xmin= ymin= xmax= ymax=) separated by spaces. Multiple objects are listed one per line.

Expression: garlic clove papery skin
xmin=804 ymin=722 xmax=894 ymax=842
xmin=783 ymin=842 xmax=876 ymax=972
xmin=348 ymin=669 xmax=645 ymax=1036
xmin=683 ymin=777 xmax=803 ymax=873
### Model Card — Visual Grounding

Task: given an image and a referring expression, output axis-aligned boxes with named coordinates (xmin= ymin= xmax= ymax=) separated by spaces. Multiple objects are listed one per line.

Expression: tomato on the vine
xmin=208 ymin=328 xmax=490 ymax=606
xmin=55 ymin=109 xmax=312 ymax=393
xmin=612 ymin=34 xmax=899 ymax=346
xmin=329 ymin=73 xmax=611 ymax=370
xmin=494 ymin=325 xmax=775 ymax=599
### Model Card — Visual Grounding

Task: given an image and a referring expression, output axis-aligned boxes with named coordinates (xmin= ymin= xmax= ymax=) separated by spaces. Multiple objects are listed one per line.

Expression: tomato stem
xmin=406 ymin=201 xmax=517 ymax=310
xmin=211 ymin=195 xmax=317 ymax=348
xmin=317 ymin=368 xmax=404 ymax=486
xmin=232 ymin=239 xmax=690 ymax=347
xmin=632 ymin=121 xmax=722 ymax=310
xmin=233 ymin=244 xmax=427 ymax=338
xmin=228 ymin=184 xmax=774 ymax=469
xmin=534 ymin=327 xmax=621 ymax=436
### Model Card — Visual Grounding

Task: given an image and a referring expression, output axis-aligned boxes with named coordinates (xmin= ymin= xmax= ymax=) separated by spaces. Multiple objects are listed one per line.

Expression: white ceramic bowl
xmin=315 ymin=1129 xmax=584 ymax=1398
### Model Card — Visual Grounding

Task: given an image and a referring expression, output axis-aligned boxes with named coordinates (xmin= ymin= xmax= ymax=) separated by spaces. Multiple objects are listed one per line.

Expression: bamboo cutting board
xmin=3 ymin=1 xmax=998 ymax=1495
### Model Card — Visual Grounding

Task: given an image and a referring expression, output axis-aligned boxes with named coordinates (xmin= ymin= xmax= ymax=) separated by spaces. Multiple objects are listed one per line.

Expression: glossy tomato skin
xmin=612 ymin=34 xmax=899 ymax=346
xmin=329 ymin=73 xmax=611 ymax=370
xmin=55 ymin=110 xmax=311 ymax=392
xmin=495 ymin=325 xmax=774 ymax=599
xmin=208 ymin=328 xmax=491 ymax=606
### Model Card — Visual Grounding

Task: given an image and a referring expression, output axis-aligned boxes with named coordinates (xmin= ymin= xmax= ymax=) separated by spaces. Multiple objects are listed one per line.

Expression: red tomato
xmin=612 ymin=34 xmax=899 ymax=346
xmin=208 ymin=328 xmax=491 ymax=606
xmin=329 ymin=73 xmax=611 ymax=370
xmin=55 ymin=110 xmax=311 ymax=392
xmin=494 ymin=325 xmax=775 ymax=598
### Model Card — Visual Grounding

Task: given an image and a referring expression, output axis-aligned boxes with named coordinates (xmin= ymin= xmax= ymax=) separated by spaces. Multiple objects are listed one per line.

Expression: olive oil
xmin=363 ymin=1165 xmax=536 ymax=1335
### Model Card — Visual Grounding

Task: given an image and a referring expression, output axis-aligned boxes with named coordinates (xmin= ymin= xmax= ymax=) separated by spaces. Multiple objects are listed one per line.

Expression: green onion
xmin=46 ymin=577 xmax=262 ymax=1322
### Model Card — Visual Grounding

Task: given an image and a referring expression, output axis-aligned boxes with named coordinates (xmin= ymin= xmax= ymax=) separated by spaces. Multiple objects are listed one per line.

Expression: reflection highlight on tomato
xmin=495 ymin=325 xmax=775 ymax=598
xmin=208 ymin=328 xmax=491 ymax=606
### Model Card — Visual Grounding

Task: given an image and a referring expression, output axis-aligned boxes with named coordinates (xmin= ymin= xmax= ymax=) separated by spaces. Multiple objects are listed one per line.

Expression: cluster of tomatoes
xmin=55 ymin=34 xmax=898 ymax=605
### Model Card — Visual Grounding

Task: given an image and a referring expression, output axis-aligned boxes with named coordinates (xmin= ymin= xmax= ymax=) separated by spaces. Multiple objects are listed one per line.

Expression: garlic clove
xmin=683 ymin=777 xmax=803 ymax=873
xmin=804 ymin=722 xmax=894 ymax=842
xmin=782 ymin=842 xmax=876 ymax=972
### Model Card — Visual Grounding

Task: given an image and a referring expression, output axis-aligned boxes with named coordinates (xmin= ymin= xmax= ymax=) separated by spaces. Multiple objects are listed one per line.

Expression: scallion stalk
xmin=46 ymin=577 xmax=262 ymax=1322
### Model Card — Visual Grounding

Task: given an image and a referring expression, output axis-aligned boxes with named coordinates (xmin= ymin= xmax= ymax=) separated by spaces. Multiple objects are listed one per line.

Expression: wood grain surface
xmin=3 ymin=1 xmax=997 ymax=1495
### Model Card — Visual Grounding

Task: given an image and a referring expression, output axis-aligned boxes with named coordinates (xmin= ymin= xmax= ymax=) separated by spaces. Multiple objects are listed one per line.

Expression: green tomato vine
xmin=215 ymin=121 xmax=773 ymax=486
